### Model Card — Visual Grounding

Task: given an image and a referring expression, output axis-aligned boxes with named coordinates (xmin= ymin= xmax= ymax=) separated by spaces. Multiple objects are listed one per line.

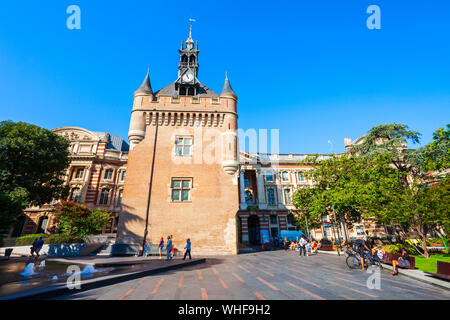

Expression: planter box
xmin=0 ymin=243 xmax=105 ymax=257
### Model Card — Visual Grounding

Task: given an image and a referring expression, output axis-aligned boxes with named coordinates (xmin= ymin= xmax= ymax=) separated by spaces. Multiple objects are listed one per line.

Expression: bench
xmin=432 ymin=261 xmax=450 ymax=280
xmin=381 ymin=252 xmax=415 ymax=269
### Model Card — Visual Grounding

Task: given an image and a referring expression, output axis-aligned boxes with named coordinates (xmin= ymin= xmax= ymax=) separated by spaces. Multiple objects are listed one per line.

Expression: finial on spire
xmin=187 ymin=18 xmax=196 ymax=41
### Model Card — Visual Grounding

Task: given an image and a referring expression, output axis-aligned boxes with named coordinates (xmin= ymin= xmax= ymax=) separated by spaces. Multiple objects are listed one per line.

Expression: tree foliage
xmin=55 ymin=201 xmax=112 ymax=236
xmin=0 ymin=121 xmax=70 ymax=231
xmin=420 ymin=125 xmax=450 ymax=177
xmin=292 ymin=154 xmax=402 ymax=243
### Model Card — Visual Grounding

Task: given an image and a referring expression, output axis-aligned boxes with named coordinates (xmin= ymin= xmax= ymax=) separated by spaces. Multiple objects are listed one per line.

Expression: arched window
xmin=189 ymin=55 xmax=195 ymax=65
xmin=245 ymin=190 xmax=254 ymax=204
xmin=117 ymin=190 xmax=123 ymax=206
xmin=187 ymin=87 xmax=195 ymax=96
xmin=181 ymin=55 xmax=188 ymax=63
xmin=70 ymin=187 xmax=81 ymax=203
xmin=37 ymin=216 xmax=49 ymax=234
xmin=99 ymin=188 xmax=110 ymax=205
xmin=104 ymin=169 xmax=113 ymax=180
xmin=180 ymin=87 xmax=187 ymax=96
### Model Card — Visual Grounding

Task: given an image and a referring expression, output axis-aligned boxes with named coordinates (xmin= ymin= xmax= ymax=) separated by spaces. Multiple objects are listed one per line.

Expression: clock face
xmin=183 ymin=72 xmax=194 ymax=83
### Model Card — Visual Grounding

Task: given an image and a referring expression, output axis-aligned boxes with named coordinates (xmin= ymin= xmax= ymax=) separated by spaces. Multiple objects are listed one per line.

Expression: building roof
xmin=220 ymin=73 xmax=237 ymax=98
xmin=93 ymin=132 xmax=129 ymax=152
xmin=136 ymin=69 xmax=153 ymax=94
xmin=154 ymin=80 xmax=218 ymax=98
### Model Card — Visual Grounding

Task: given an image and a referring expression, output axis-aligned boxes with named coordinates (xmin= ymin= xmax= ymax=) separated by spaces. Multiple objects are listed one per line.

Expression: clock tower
xmin=118 ymin=23 xmax=240 ymax=255
xmin=176 ymin=22 xmax=199 ymax=96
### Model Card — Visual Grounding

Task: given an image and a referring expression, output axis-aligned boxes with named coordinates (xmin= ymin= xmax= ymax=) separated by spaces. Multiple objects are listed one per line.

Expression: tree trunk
xmin=421 ymin=226 xmax=430 ymax=259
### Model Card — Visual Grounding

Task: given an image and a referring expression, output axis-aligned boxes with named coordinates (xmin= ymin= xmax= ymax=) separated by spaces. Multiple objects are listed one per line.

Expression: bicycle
xmin=346 ymin=249 xmax=383 ymax=270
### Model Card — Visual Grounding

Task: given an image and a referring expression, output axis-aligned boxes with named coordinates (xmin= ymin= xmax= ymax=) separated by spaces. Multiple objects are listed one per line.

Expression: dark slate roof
xmin=93 ymin=132 xmax=130 ymax=152
xmin=154 ymin=80 xmax=218 ymax=97
xmin=136 ymin=70 xmax=153 ymax=94
xmin=220 ymin=74 xmax=237 ymax=98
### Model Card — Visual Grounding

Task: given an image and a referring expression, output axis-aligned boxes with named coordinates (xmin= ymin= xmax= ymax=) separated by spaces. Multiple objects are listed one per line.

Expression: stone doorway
xmin=248 ymin=215 xmax=260 ymax=245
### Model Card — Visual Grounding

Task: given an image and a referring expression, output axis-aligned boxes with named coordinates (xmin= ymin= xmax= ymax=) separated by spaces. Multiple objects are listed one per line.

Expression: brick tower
xmin=116 ymin=24 xmax=240 ymax=255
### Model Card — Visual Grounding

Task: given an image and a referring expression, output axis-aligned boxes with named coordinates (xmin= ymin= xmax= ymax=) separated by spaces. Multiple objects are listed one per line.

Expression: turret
xmin=220 ymin=73 xmax=239 ymax=175
xmin=129 ymin=70 xmax=152 ymax=149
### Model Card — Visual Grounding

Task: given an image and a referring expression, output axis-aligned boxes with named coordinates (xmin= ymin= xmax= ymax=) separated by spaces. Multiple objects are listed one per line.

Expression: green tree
xmin=349 ymin=123 xmax=422 ymax=187
xmin=292 ymin=154 xmax=402 ymax=244
xmin=337 ymin=123 xmax=448 ymax=258
xmin=55 ymin=201 xmax=112 ymax=236
xmin=0 ymin=188 xmax=29 ymax=234
xmin=420 ymin=125 xmax=450 ymax=178
xmin=0 ymin=121 xmax=70 ymax=231
xmin=382 ymin=181 xmax=450 ymax=258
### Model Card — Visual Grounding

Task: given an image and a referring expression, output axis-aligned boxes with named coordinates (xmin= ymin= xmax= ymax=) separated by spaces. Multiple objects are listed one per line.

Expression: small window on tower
xmin=175 ymin=136 xmax=193 ymax=156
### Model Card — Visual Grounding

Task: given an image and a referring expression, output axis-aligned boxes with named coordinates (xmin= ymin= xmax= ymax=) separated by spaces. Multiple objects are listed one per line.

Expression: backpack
xmin=353 ymin=239 xmax=364 ymax=252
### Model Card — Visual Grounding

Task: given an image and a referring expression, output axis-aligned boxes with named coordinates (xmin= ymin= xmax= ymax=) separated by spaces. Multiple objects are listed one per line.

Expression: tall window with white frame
xmin=265 ymin=173 xmax=274 ymax=183
xmin=281 ymin=171 xmax=290 ymax=183
xmin=171 ymin=179 xmax=192 ymax=202
xmin=99 ymin=188 xmax=110 ymax=205
xmin=267 ymin=188 xmax=276 ymax=205
xmin=283 ymin=188 xmax=292 ymax=205
xmin=121 ymin=170 xmax=126 ymax=181
xmin=297 ymin=172 xmax=306 ymax=183
xmin=75 ymin=168 xmax=84 ymax=179
xmin=117 ymin=190 xmax=123 ymax=206
xmin=175 ymin=136 xmax=193 ymax=156
xmin=104 ymin=169 xmax=113 ymax=180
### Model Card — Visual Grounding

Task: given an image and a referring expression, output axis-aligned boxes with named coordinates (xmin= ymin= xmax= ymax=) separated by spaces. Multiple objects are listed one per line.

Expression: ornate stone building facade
xmin=237 ymin=151 xmax=387 ymax=246
xmin=10 ymin=127 xmax=128 ymax=237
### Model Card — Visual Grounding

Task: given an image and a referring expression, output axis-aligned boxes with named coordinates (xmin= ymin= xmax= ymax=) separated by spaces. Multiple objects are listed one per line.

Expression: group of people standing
xmin=157 ymin=236 xmax=191 ymax=261
xmin=282 ymin=236 xmax=320 ymax=256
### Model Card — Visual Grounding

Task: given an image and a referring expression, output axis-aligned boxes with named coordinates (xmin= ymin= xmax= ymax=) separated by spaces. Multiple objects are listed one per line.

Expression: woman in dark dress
xmin=392 ymin=248 xmax=410 ymax=275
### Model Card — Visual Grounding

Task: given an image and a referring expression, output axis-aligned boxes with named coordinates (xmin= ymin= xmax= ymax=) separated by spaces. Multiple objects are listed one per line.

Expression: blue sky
xmin=0 ymin=0 xmax=449 ymax=154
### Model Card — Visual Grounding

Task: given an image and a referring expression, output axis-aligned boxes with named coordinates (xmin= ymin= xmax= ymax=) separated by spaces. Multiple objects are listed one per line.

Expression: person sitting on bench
xmin=392 ymin=248 xmax=410 ymax=275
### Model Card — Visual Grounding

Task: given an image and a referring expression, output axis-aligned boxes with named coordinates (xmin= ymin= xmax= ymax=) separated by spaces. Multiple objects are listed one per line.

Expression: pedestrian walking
xmin=182 ymin=238 xmax=191 ymax=260
xmin=158 ymin=237 xmax=164 ymax=259
xmin=34 ymin=237 xmax=44 ymax=258
xmin=30 ymin=238 xmax=38 ymax=257
xmin=299 ymin=236 xmax=307 ymax=257
xmin=170 ymin=234 xmax=174 ymax=259
xmin=166 ymin=236 xmax=173 ymax=261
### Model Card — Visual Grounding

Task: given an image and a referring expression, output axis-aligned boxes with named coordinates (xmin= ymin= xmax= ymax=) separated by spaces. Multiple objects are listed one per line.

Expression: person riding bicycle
xmin=353 ymin=237 xmax=371 ymax=270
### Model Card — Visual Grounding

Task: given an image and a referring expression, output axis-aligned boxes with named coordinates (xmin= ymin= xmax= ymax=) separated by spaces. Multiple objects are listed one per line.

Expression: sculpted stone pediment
xmin=53 ymin=127 xmax=100 ymax=143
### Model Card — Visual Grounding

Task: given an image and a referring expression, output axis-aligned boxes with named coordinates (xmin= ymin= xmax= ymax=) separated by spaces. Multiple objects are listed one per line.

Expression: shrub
xmin=426 ymin=238 xmax=444 ymax=246
xmin=15 ymin=233 xmax=85 ymax=245
xmin=45 ymin=234 xmax=85 ymax=244
xmin=382 ymin=244 xmax=401 ymax=254
xmin=15 ymin=234 xmax=48 ymax=246
xmin=400 ymin=241 xmax=418 ymax=255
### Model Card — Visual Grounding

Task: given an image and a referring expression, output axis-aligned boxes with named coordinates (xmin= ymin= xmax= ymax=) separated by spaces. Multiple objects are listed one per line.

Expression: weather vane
xmin=188 ymin=18 xmax=196 ymax=37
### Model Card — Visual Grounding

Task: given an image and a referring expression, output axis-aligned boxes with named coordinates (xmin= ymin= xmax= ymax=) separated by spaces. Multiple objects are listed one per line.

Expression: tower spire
xmin=188 ymin=18 xmax=195 ymax=39
xmin=220 ymin=72 xmax=237 ymax=99
xmin=135 ymin=68 xmax=153 ymax=94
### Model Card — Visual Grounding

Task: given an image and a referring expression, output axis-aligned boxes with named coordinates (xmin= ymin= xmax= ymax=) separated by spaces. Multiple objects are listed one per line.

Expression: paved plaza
xmin=53 ymin=251 xmax=450 ymax=300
